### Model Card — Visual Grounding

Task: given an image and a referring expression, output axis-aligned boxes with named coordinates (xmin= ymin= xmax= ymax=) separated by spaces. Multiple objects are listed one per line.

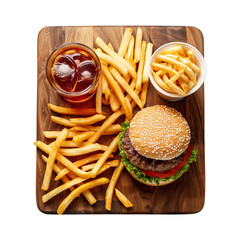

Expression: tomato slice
xmin=142 ymin=144 xmax=193 ymax=178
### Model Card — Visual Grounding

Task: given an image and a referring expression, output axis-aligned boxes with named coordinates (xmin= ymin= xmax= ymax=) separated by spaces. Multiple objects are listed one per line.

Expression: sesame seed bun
xmin=129 ymin=105 xmax=191 ymax=161
xmin=129 ymin=171 xmax=177 ymax=186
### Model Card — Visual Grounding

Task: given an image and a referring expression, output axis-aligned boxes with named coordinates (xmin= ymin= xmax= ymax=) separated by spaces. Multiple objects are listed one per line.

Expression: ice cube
xmin=77 ymin=60 xmax=96 ymax=81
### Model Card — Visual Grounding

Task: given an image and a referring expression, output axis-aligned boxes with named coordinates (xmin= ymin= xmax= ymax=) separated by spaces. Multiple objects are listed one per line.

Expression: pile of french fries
xmin=95 ymin=27 xmax=153 ymax=120
xmin=150 ymin=43 xmax=201 ymax=96
xmin=35 ymin=27 xmax=152 ymax=214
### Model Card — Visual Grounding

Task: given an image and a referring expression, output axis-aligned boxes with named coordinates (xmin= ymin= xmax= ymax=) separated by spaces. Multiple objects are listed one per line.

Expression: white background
xmin=1 ymin=0 xmax=239 ymax=239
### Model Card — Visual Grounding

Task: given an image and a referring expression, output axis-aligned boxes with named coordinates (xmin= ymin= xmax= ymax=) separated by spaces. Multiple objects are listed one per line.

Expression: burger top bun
xmin=129 ymin=105 xmax=191 ymax=161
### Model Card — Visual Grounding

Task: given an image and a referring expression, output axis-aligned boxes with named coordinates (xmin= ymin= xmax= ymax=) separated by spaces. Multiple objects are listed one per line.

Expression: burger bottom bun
xmin=129 ymin=172 xmax=178 ymax=187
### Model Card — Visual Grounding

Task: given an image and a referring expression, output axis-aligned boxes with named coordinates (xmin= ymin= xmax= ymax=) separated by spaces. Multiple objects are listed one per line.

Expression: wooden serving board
xmin=37 ymin=26 xmax=205 ymax=214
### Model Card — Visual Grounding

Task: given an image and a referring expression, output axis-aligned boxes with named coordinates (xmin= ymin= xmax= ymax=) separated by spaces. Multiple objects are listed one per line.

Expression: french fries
xmin=151 ymin=43 xmax=200 ymax=95
xmin=36 ymin=27 xmax=153 ymax=214
xmin=101 ymin=65 xmax=132 ymax=120
xmin=43 ymin=164 xmax=114 ymax=204
xmin=55 ymin=153 xmax=113 ymax=180
xmin=57 ymin=177 xmax=109 ymax=214
xmin=35 ymin=141 xmax=91 ymax=178
xmin=110 ymin=67 xmax=143 ymax=109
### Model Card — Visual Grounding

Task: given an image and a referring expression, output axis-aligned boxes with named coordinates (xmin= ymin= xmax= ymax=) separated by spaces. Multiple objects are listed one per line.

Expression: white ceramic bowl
xmin=148 ymin=42 xmax=207 ymax=101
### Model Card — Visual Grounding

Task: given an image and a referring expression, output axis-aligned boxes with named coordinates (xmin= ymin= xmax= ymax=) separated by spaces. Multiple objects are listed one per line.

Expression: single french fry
xmin=34 ymin=141 xmax=91 ymax=178
xmin=142 ymin=43 xmax=153 ymax=83
xmin=140 ymin=82 xmax=149 ymax=107
xmin=136 ymin=41 xmax=147 ymax=92
xmin=69 ymin=126 xmax=89 ymax=132
xmin=51 ymin=116 xmax=77 ymax=127
xmin=110 ymin=67 xmax=143 ymax=109
xmin=134 ymin=27 xmax=143 ymax=63
xmin=41 ymin=128 xmax=68 ymax=191
xmin=96 ymin=75 xmax=102 ymax=114
xmin=44 ymin=131 xmax=79 ymax=139
xmin=57 ymin=177 xmax=109 ymax=214
xmin=48 ymin=104 xmax=96 ymax=115
xmin=90 ymin=135 xmax=119 ymax=178
xmin=58 ymin=143 xmax=109 ymax=157
xmin=70 ymin=114 xmax=106 ymax=125
xmin=72 ymin=131 xmax=95 ymax=143
xmin=165 ymin=53 xmax=179 ymax=60
xmin=124 ymin=96 xmax=133 ymax=121
xmin=115 ymin=188 xmax=133 ymax=208
xmin=160 ymin=44 xmax=185 ymax=55
xmin=104 ymin=87 xmax=111 ymax=101
xmin=185 ymin=67 xmax=197 ymax=84
xmin=109 ymin=88 xmax=120 ymax=112
xmin=118 ymin=28 xmax=133 ymax=57
xmin=105 ymin=161 xmax=125 ymax=211
xmin=82 ymin=159 xmax=119 ymax=171
xmin=82 ymin=190 xmax=97 ymax=205
xmin=101 ymin=74 xmax=110 ymax=97
xmin=101 ymin=65 xmax=132 ymax=120
xmin=84 ymin=124 xmax=121 ymax=135
xmin=49 ymin=140 xmax=82 ymax=148
xmin=125 ymin=35 xmax=134 ymax=63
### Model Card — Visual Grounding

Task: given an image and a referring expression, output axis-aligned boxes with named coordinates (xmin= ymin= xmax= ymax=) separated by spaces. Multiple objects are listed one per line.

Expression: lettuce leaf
xmin=118 ymin=122 xmax=198 ymax=185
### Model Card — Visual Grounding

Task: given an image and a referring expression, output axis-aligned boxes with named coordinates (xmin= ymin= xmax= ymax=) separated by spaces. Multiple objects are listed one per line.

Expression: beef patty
xmin=122 ymin=128 xmax=184 ymax=172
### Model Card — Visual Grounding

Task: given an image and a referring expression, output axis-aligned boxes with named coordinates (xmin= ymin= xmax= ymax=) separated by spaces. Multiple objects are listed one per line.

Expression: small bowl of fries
xmin=148 ymin=42 xmax=206 ymax=101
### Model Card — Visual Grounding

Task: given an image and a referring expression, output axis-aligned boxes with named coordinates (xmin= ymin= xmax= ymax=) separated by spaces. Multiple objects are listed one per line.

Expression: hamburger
xmin=119 ymin=105 xmax=197 ymax=186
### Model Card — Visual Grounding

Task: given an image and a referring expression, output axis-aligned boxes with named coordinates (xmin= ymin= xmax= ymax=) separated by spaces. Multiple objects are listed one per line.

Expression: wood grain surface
xmin=36 ymin=26 xmax=205 ymax=214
